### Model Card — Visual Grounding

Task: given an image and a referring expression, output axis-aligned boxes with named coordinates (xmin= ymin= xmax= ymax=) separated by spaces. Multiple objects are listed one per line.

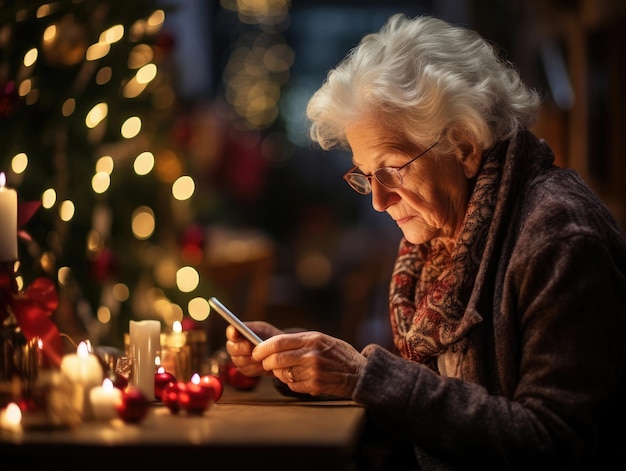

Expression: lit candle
xmin=129 ymin=319 xmax=161 ymax=400
xmin=178 ymin=373 xmax=214 ymax=415
xmin=60 ymin=341 xmax=104 ymax=420
xmin=0 ymin=402 xmax=22 ymax=432
xmin=0 ymin=172 xmax=17 ymax=262
xmin=154 ymin=365 xmax=176 ymax=401
xmin=89 ymin=377 xmax=123 ymax=421
xmin=166 ymin=320 xmax=186 ymax=349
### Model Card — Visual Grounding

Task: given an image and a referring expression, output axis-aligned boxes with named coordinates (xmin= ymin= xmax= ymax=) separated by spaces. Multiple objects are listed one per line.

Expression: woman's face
xmin=345 ymin=121 xmax=476 ymax=244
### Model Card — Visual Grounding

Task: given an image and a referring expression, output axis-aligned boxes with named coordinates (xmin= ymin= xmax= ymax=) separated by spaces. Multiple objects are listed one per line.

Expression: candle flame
xmin=173 ymin=320 xmax=182 ymax=333
xmin=102 ymin=377 xmax=114 ymax=390
xmin=0 ymin=172 xmax=5 ymax=188
xmin=77 ymin=341 xmax=89 ymax=357
xmin=191 ymin=373 xmax=200 ymax=384
xmin=155 ymin=355 xmax=161 ymax=366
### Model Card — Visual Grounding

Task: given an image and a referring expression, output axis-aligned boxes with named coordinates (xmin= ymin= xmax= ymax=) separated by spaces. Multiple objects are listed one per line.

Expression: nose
xmin=371 ymin=180 xmax=398 ymax=212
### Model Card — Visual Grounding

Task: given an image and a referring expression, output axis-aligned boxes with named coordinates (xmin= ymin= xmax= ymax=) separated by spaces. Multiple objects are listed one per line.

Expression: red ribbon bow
xmin=12 ymin=277 xmax=63 ymax=367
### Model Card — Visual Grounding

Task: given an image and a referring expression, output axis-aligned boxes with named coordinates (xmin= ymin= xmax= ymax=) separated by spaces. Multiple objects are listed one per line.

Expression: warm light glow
xmin=172 ymin=175 xmax=194 ymax=200
xmin=11 ymin=153 xmax=27 ymax=174
xmin=173 ymin=320 xmax=182 ymax=334
xmin=102 ymin=377 xmax=114 ymax=390
xmin=24 ymin=48 xmax=38 ymax=67
xmin=96 ymin=156 xmax=114 ymax=174
xmin=0 ymin=402 xmax=22 ymax=430
xmin=59 ymin=200 xmax=75 ymax=221
xmin=42 ymin=188 xmax=56 ymax=209
xmin=96 ymin=305 xmax=111 ymax=324
xmin=17 ymin=79 xmax=31 ymax=97
xmin=148 ymin=9 xmax=166 ymax=28
xmin=0 ymin=173 xmax=5 ymax=187
xmin=62 ymin=98 xmax=76 ymax=116
xmin=91 ymin=171 xmax=110 ymax=194
xmin=77 ymin=341 xmax=89 ymax=357
xmin=112 ymin=283 xmax=129 ymax=302
xmin=128 ymin=44 xmax=153 ymax=69
xmin=95 ymin=67 xmax=112 ymax=85
xmin=154 ymin=258 xmax=177 ymax=288
xmin=188 ymin=297 xmax=210 ymax=322
xmin=86 ymin=42 xmax=110 ymax=61
xmin=100 ymin=24 xmax=124 ymax=44
xmin=136 ymin=63 xmax=157 ymax=84
xmin=123 ymin=77 xmax=147 ymax=98
xmin=176 ymin=266 xmax=199 ymax=293
xmin=85 ymin=102 xmax=108 ymax=128
xmin=121 ymin=116 xmax=141 ymax=138
xmin=296 ymin=252 xmax=332 ymax=288
xmin=134 ymin=151 xmax=154 ymax=175
xmin=131 ymin=206 xmax=155 ymax=240
xmin=42 ymin=24 xmax=56 ymax=42
xmin=58 ymin=266 xmax=72 ymax=286
xmin=190 ymin=373 xmax=200 ymax=385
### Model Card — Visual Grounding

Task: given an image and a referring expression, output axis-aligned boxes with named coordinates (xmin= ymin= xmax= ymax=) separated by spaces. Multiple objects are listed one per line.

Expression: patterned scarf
xmin=389 ymin=143 xmax=504 ymax=368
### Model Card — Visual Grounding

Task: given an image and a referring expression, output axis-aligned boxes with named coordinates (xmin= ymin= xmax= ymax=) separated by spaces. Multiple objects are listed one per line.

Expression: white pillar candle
xmin=0 ymin=172 xmax=17 ymax=262
xmin=60 ymin=341 xmax=104 ymax=420
xmin=129 ymin=320 xmax=161 ymax=400
xmin=89 ymin=378 xmax=122 ymax=421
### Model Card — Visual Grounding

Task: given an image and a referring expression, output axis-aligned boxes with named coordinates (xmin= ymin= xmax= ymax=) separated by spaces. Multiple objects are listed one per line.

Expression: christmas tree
xmin=0 ymin=0 xmax=210 ymax=350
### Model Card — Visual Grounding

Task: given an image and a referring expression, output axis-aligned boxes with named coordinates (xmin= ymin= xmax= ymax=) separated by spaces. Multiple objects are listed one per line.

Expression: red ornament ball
xmin=178 ymin=380 xmax=214 ymax=415
xmin=226 ymin=364 xmax=261 ymax=391
xmin=117 ymin=387 xmax=150 ymax=423
xmin=162 ymin=382 xmax=181 ymax=414
xmin=154 ymin=368 xmax=176 ymax=401
xmin=199 ymin=374 xmax=224 ymax=402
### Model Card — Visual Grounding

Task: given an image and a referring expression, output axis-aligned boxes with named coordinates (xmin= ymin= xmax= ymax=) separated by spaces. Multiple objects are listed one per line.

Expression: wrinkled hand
xmin=225 ymin=321 xmax=283 ymax=377
xmin=253 ymin=331 xmax=366 ymax=399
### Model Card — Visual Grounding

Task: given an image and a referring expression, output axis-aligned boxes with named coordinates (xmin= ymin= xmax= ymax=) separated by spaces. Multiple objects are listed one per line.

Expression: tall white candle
xmin=0 ymin=172 xmax=17 ymax=262
xmin=129 ymin=320 xmax=161 ymax=400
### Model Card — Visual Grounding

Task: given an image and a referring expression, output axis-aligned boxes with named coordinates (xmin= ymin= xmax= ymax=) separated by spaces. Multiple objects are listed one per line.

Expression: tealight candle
xmin=90 ymin=378 xmax=123 ymax=421
xmin=0 ymin=172 xmax=17 ymax=262
xmin=178 ymin=373 xmax=213 ymax=415
xmin=60 ymin=341 xmax=104 ymax=420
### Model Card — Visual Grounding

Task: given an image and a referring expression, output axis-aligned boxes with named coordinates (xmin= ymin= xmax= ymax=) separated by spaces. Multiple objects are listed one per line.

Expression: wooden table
xmin=0 ymin=376 xmax=366 ymax=470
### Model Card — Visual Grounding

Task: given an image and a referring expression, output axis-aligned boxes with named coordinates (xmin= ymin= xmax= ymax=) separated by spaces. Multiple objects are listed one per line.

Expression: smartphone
xmin=209 ymin=297 xmax=263 ymax=346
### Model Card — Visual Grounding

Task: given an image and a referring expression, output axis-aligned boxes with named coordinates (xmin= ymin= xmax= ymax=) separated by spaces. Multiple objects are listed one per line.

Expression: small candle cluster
xmin=160 ymin=373 xmax=223 ymax=416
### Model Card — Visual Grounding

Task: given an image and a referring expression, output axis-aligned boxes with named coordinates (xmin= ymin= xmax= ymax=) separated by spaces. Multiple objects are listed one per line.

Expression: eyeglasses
xmin=343 ymin=141 xmax=438 ymax=195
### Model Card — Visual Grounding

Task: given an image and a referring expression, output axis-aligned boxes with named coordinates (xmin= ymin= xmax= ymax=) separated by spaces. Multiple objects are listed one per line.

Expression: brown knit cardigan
xmin=353 ymin=130 xmax=626 ymax=470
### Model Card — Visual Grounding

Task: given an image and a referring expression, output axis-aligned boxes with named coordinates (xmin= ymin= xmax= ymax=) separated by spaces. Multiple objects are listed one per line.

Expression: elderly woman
xmin=225 ymin=14 xmax=626 ymax=470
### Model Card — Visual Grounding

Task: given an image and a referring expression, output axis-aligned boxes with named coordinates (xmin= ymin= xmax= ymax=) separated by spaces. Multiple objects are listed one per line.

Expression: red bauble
xmin=162 ymin=382 xmax=181 ymax=414
xmin=226 ymin=364 xmax=261 ymax=391
xmin=117 ymin=387 xmax=149 ymax=423
xmin=178 ymin=380 xmax=214 ymax=415
xmin=199 ymin=374 xmax=224 ymax=402
xmin=154 ymin=367 xmax=176 ymax=401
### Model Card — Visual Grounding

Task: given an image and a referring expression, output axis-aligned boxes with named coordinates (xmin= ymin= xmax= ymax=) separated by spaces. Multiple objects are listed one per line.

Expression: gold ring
xmin=286 ymin=367 xmax=295 ymax=383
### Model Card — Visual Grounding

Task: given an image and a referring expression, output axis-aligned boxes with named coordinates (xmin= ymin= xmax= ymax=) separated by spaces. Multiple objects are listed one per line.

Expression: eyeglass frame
xmin=342 ymin=141 xmax=439 ymax=195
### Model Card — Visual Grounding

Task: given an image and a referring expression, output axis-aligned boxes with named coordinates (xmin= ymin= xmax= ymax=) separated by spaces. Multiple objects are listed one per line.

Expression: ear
xmin=454 ymin=139 xmax=482 ymax=179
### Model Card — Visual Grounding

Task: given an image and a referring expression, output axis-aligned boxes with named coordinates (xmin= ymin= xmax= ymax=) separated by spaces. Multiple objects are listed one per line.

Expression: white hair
xmin=306 ymin=14 xmax=541 ymax=154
